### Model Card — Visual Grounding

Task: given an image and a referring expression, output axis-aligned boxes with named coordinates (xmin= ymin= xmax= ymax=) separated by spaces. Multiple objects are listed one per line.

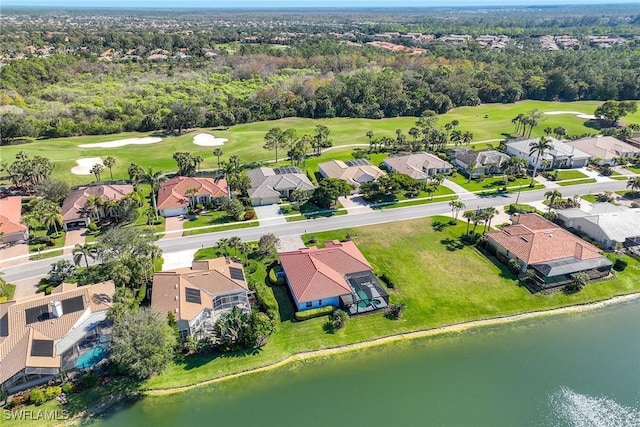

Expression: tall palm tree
xmin=73 ymin=243 xmax=98 ymax=268
xmin=215 ymin=161 xmax=238 ymax=200
xmin=185 ymin=187 xmax=198 ymax=209
xmin=627 ymin=176 xmax=640 ymax=193
xmin=448 ymin=200 xmax=466 ymax=224
xmin=84 ymin=195 xmax=103 ymax=220
xmin=213 ymin=148 xmax=223 ymax=169
xmin=462 ymin=131 xmax=473 ymax=146
xmin=501 ymin=156 xmax=527 ymax=190
xmin=545 ymin=189 xmax=562 ymax=212
xmin=41 ymin=209 xmax=63 ymax=234
xmin=263 ymin=127 xmax=284 ymax=163
xmin=528 ymin=136 xmax=554 ymax=186
xmin=193 ymin=155 xmax=203 ymax=173
xmin=103 ymin=156 xmax=116 ymax=181
xmin=228 ymin=236 xmax=242 ymax=256
xmin=90 ymin=163 xmax=104 ymax=182
xmin=137 ymin=168 xmax=166 ymax=220
xmin=482 ymin=207 xmax=497 ymax=232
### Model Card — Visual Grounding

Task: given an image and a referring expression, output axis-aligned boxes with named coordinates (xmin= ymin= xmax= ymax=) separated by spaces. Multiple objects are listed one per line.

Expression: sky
xmin=5 ymin=0 xmax=640 ymax=8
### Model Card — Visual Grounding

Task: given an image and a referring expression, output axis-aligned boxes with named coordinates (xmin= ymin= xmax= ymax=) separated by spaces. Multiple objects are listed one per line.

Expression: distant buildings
xmin=383 ymin=152 xmax=453 ymax=180
xmin=565 ymin=136 xmax=640 ymax=166
xmin=318 ymin=160 xmax=385 ymax=189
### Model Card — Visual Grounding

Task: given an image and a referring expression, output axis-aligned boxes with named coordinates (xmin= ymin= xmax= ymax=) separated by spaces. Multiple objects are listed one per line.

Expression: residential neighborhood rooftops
xmin=278 ymin=241 xmax=372 ymax=303
xmin=151 ymin=257 xmax=248 ymax=322
xmin=557 ymin=203 xmax=640 ymax=244
xmin=486 ymin=213 xmax=603 ymax=265
xmin=565 ymin=136 xmax=640 ymax=161
xmin=504 ymin=138 xmax=591 ymax=161
xmin=61 ymin=184 xmax=134 ymax=222
xmin=0 ymin=281 xmax=115 ymax=386
xmin=318 ymin=160 xmax=385 ymax=186
xmin=157 ymin=176 xmax=227 ymax=210
xmin=383 ymin=152 xmax=453 ymax=179
xmin=246 ymin=167 xmax=314 ymax=199
xmin=0 ymin=196 xmax=26 ymax=236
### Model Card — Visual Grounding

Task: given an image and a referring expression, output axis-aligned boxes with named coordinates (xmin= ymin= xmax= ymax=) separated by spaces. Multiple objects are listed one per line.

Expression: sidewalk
xmin=442 ymin=179 xmax=477 ymax=200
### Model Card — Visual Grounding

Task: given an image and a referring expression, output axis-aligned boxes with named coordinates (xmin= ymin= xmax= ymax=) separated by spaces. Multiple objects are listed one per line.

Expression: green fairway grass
xmin=3 ymin=100 xmax=635 ymax=186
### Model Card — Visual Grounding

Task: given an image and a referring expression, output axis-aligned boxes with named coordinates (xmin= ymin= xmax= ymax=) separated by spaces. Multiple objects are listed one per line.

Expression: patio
xmin=340 ymin=272 xmax=389 ymax=315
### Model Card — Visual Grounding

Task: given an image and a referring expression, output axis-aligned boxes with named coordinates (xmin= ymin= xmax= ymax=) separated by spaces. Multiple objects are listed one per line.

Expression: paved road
xmin=0 ymin=180 xmax=628 ymax=284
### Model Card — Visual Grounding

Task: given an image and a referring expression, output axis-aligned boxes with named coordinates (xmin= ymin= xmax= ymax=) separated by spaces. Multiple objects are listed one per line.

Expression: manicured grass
xmin=181 ymin=220 xmax=258 ymax=236
xmin=0 ymin=100 xmax=616 ymax=186
xmin=616 ymin=190 xmax=640 ymax=199
xmin=284 ymin=201 xmax=348 ymax=222
xmin=554 ymin=169 xmax=589 ymax=180
xmin=142 ymin=216 xmax=640 ymax=390
xmin=626 ymin=166 xmax=640 ymax=174
xmin=448 ymin=173 xmax=531 ymax=192
xmin=372 ymin=194 xmax=458 ymax=209
xmin=581 ymin=194 xmax=599 ymax=203
xmin=557 ymin=178 xmax=597 ymax=186
xmin=0 ymin=284 xmax=16 ymax=302
xmin=28 ymin=228 xmax=66 ymax=255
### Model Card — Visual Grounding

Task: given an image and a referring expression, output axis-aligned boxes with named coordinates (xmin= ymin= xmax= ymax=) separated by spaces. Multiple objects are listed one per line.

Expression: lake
xmin=94 ymin=301 xmax=640 ymax=427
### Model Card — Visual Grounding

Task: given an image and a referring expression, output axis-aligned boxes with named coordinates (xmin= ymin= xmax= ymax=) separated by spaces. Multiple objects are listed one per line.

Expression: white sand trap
xmin=71 ymin=158 xmax=104 ymax=175
xmin=193 ymin=133 xmax=227 ymax=147
xmin=544 ymin=111 xmax=597 ymax=120
xmin=78 ymin=136 xmax=163 ymax=148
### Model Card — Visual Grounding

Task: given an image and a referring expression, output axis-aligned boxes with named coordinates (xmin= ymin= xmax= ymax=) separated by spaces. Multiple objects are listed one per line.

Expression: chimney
xmin=512 ymin=213 xmax=520 ymax=224
xmin=50 ymin=300 xmax=63 ymax=318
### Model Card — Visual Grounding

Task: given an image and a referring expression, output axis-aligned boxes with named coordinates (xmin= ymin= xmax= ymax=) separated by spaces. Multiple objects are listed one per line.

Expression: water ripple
xmin=549 ymin=386 xmax=640 ymax=427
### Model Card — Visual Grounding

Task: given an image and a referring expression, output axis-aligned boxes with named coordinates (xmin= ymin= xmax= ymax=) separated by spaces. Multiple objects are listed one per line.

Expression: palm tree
xmin=627 ymin=176 xmax=640 ymax=193
xmin=103 ymin=156 xmax=116 ymax=181
xmin=215 ymin=161 xmax=238 ymax=200
xmin=238 ymin=242 xmax=252 ymax=264
xmin=451 ymin=119 xmax=459 ymax=131
xmin=213 ymin=148 xmax=223 ymax=169
xmin=544 ymin=127 xmax=552 ymax=136
xmin=462 ymin=210 xmax=477 ymax=235
xmin=41 ymin=209 xmax=63 ymax=235
xmin=263 ymin=127 xmax=284 ymax=163
xmin=528 ymin=136 xmax=554 ymax=186
xmin=90 ymin=163 xmax=104 ymax=182
xmin=545 ymin=189 xmax=562 ymax=212
xmin=448 ymin=200 xmax=466 ymax=224
xmin=482 ymin=207 xmax=497 ymax=232
xmin=467 ymin=164 xmax=478 ymax=183
xmin=228 ymin=236 xmax=242 ymax=256
xmin=462 ymin=131 xmax=473 ymax=146
xmin=193 ymin=155 xmax=203 ymax=173
xmin=215 ymin=237 xmax=229 ymax=256
xmin=73 ymin=243 xmax=98 ymax=268
xmin=185 ymin=187 xmax=198 ymax=209
xmin=84 ymin=195 xmax=103 ymax=220
xmin=20 ymin=213 xmax=38 ymax=241
xmin=136 ymin=168 xmax=166 ymax=220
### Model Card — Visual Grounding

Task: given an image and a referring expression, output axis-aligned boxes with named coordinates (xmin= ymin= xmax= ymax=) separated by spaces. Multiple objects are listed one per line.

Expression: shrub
xmin=613 ymin=258 xmax=628 ymax=272
xmin=507 ymin=204 xmax=538 ymax=214
xmin=80 ymin=373 xmax=99 ymax=388
xmin=294 ymin=305 xmax=335 ymax=321
xmin=244 ymin=210 xmax=255 ymax=220
xmin=385 ymin=302 xmax=407 ymax=320
xmin=249 ymin=279 xmax=279 ymax=321
xmin=380 ymin=272 xmax=395 ymax=289
xmin=268 ymin=266 xmax=284 ymax=285
xmin=29 ymin=388 xmax=46 ymax=405
xmin=195 ymin=203 xmax=204 ymax=210
xmin=61 ymin=383 xmax=73 ymax=394
xmin=328 ymin=309 xmax=349 ymax=330
xmin=44 ymin=386 xmax=61 ymax=401
xmin=87 ymin=222 xmax=98 ymax=233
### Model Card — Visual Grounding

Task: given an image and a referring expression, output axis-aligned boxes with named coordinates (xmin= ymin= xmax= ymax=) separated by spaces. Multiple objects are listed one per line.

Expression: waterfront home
xmin=278 ymin=241 xmax=388 ymax=315
xmin=448 ymin=148 xmax=510 ymax=178
xmin=383 ymin=152 xmax=453 ymax=180
xmin=0 ymin=281 xmax=115 ymax=395
xmin=151 ymin=258 xmax=250 ymax=339
xmin=486 ymin=214 xmax=612 ymax=291
xmin=246 ymin=166 xmax=315 ymax=206
xmin=556 ymin=203 xmax=640 ymax=250
xmin=157 ymin=176 xmax=228 ymax=217
xmin=504 ymin=137 xmax=591 ymax=170
xmin=565 ymin=136 xmax=639 ymax=166
xmin=318 ymin=159 xmax=385 ymax=189
xmin=0 ymin=196 xmax=28 ymax=244
xmin=61 ymin=183 xmax=134 ymax=230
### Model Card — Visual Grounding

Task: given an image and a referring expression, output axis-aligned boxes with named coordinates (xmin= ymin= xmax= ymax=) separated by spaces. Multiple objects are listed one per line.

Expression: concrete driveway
xmin=163 ymin=216 xmax=184 ymax=239
xmin=277 ymin=234 xmax=306 ymax=252
xmin=254 ymin=204 xmax=287 ymax=226
xmin=63 ymin=227 xmax=87 ymax=254
xmin=338 ymin=195 xmax=373 ymax=214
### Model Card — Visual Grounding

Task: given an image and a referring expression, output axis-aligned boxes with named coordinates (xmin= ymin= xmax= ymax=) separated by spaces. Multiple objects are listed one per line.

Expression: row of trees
xmin=263 ymin=125 xmax=332 ymax=164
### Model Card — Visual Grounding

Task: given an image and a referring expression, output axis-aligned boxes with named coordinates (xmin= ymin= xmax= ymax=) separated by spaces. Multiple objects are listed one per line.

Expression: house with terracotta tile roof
xmin=0 ymin=196 xmax=28 ymax=244
xmin=278 ymin=241 xmax=388 ymax=315
xmin=157 ymin=176 xmax=228 ymax=217
xmin=0 ymin=281 xmax=115 ymax=395
xmin=151 ymin=257 xmax=250 ymax=338
xmin=486 ymin=214 xmax=612 ymax=291
xmin=383 ymin=152 xmax=453 ymax=180
xmin=318 ymin=159 xmax=385 ymax=189
xmin=61 ymin=184 xmax=134 ymax=230
xmin=246 ymin=166 xmax=315 ymax=206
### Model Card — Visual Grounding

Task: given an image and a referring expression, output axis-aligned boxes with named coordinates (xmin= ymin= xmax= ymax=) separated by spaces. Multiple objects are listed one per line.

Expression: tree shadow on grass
xmin=431 ymin=220 xmax=451 ymax=232
xmin=440 ymin=238 xmax=464 ymax=251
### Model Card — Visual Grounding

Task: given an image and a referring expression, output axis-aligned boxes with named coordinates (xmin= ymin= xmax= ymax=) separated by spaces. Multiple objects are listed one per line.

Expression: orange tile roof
xmin=157 ymin=176 xmax=228 ymax=210
xmin=278 ymin=241 xmax=371 ymax=303
xmin=0 ymin=281 xmax=115 ymax=386
xmin=151 ymin=257 xmax=247 ymax=322
xmin=61 ymin=184 xmax=134 ymax=222
xmin=486 ymin=214 xmax=603 ymax=265
xmin=0 ymin=196 xmax=26 ymax=235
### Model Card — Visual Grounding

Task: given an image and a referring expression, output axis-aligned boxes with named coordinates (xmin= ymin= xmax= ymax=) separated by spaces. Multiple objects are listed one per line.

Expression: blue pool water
xmin=75 ymin=343 xmax=109 ymax=369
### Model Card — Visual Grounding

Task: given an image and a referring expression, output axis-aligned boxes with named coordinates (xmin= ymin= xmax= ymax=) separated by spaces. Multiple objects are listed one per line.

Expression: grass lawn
xmin=449 ymin=172 xmax=531 ymax=193
xmin=141 ymin=216 xmax=640 ymax=390
xmin=557 ymin=178 xmax=597 ymax=186
xmin=181 ymin=210 xmax=259 ymax=236
xmin=0 ymin=283 xmax=16 ymax=302
xmin=27 ymin=227 xmax=66 ymax=258
xmin=626 ymin=166 xmax=640 ymax=174
xmin=616 ymin=190 xmax=640 ymax=199
xmin=284 ymin=200 xmax=348 ymax=222
xmin=581 ymin=194 xmax=599 ymax=203
xmin=0 ymin=100 xmax=617 ymax=186
xmin=373 ymin=194 xmax=458 ymax=209
xmin=554 ymin=170 xmax=589 ymax=180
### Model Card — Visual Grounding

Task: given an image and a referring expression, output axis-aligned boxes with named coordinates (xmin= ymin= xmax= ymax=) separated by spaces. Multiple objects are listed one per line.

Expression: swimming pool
xmin=75 ymin=341 xmax=109 ymax=369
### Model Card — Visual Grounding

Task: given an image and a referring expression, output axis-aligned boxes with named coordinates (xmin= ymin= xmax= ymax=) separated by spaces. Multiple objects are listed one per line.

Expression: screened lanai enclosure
xmin=340 ymin=272 xmax=389 ymax=315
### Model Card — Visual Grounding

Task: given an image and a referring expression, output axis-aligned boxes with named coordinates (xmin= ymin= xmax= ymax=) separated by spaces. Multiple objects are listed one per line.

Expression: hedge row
xmin=294 ymin=305 xmax=335 ymax=321
xmin=251 ymin=279 xmax=279 ymax=321
xmin=268 ymin=265 xmax=284 ymax=285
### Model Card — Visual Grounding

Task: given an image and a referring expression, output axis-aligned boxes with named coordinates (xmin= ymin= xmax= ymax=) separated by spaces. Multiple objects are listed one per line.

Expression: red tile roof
xmin=157 ymin=176 xmax=228 ymax=210
xmin=486 ymin=214 xmax=602 ymax=265
xmin=0 ymin=196 xmax=26 ymax=235
xmin=278 ymin=241 xmax=371 ymax=303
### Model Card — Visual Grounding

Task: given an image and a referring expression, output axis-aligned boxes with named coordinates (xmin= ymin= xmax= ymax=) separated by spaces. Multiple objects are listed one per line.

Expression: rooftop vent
xmin=50 ymin=300 xmax=63 ymax=318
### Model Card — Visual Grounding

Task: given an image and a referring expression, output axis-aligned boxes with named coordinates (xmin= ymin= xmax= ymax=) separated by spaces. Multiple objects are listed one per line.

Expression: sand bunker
xmin=78 ymin=137 xmax=163 ymax=148
xmin=193 ymin=133 xmax=227 ymax=147
xmin=71 ymin=158 xmax=104 ymax=175
xmin=544 ymin=111 xmax=597 ymax=120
